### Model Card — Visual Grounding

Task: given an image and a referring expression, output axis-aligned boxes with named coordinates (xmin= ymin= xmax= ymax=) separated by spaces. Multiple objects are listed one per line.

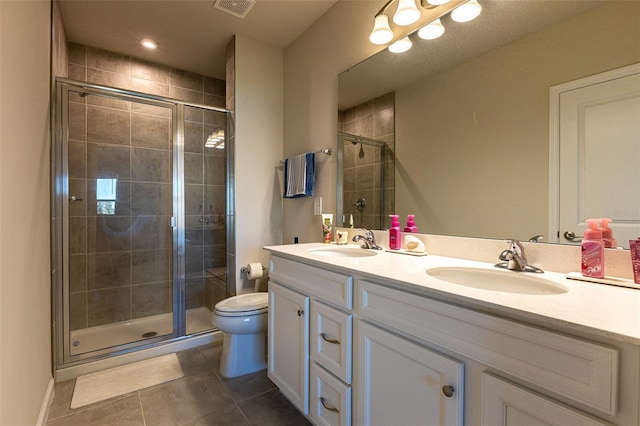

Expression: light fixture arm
xmin=374 ymin=0 xmax=396 ymax=18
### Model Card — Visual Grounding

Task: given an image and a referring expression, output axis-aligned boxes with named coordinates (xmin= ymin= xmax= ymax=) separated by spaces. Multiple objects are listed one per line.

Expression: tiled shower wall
xmin=66 ymin=43 xmax=227 ymax=330
xmin=339 ymin=92 xmax=395 ymax=229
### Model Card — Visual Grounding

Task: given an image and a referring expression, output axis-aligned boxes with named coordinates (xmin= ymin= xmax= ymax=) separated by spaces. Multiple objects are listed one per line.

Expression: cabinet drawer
xmin=310 ymin=362 xmax=352 ymax=426
xmin=270 ymin=255 xmax=353 ymax=309
xmin=311 ymin=300 xmax=352 ymax=383
xmin=482 ymin=373 xmax=611 ymax=425
xmin=358 ymin=279 xmax=619 ymax=415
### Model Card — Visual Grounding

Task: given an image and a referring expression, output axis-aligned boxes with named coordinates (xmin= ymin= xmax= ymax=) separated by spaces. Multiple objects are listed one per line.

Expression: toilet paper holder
xmin=240 ymin=263 xmax=265 ymax=278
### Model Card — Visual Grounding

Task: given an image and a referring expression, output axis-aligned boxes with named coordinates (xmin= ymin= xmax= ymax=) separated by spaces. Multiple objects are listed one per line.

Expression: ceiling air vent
xmin=213 ymin=0 xmax=256 ymax=19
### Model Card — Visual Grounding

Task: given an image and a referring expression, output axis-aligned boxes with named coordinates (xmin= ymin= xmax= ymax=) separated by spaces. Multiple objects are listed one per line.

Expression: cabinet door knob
xmin=320 ymin=397 xmax=340 ymax=413
xmin=321 ymin=333 xmax=340 ymax=345
xmin=297 ymin=309 xmax=304 ymax=316
xmin=442 ymin=385 xmax=455 ymax=398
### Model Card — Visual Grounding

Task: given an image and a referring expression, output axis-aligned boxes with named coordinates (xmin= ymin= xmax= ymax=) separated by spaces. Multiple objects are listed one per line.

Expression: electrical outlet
xmin=314 ymin=197 xmax=322 ymax=215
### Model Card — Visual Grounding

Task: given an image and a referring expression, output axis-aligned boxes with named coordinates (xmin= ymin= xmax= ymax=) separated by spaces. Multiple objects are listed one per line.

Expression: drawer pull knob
xmin=442 ymin=385 xmax=455 ymax=398
xmin=297 ymin=309 xmax=304 ymax=316
xmin=321 ymin=333 xmax=340 ymax=345
xmin=320 ymin=397 xmax=340 ymax=413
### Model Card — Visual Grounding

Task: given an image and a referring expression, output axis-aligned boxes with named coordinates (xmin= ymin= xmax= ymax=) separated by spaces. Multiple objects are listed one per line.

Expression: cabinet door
xmin=311 ymin=300 xmax=352 ymax=383
xmin=268 ymin=281 xmax=310 ymax=414
xmin=356 ymin=321 xmax=464 ymax=426
xmin=482 ymin=373 xmax=610 ymax=426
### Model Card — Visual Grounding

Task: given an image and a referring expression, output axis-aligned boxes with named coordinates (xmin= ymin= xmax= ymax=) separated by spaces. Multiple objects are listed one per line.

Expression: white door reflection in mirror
xmin=551 ymin=64 xmax=640 ymax=248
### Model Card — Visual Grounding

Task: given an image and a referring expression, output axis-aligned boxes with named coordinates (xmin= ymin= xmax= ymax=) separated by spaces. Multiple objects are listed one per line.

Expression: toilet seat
xmin=214 ymin=292 xmax=268 ymax=317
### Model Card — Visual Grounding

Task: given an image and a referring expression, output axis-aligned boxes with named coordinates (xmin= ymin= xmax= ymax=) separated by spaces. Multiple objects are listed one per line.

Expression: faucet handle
xmin=506 ymin=239 xmax=527 ymax=264
xmin=364 ymin=228 xmax=375 ymax=240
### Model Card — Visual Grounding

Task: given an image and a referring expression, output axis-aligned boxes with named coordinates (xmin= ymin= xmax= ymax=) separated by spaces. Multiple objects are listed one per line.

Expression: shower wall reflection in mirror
xmin=337 ymin=92 xmax=395 ymax=229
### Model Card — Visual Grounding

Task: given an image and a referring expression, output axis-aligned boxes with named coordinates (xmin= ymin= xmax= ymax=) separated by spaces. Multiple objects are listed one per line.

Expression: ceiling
xmin=58 ymin=0 xmax=339 ymax=80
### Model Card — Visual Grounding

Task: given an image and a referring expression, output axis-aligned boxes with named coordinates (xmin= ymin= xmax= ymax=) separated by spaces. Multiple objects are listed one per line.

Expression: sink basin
xmin=426 ymin=267 xmax=568 ymax=295
xmin=308 ymin=247 xmax=379 ymax=258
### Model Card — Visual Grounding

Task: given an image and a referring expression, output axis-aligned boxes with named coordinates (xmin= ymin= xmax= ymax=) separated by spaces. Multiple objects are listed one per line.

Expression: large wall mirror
xmin=338 ymin=0 xmax=640 ymax=247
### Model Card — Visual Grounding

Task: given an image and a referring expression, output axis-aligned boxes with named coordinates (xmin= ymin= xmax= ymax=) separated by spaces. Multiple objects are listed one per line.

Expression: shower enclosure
xmin=53 ymin=78 xmax=233 ymax=368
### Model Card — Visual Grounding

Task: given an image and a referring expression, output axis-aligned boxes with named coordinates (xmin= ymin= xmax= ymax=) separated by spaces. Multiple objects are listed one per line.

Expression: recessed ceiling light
xmin=141 ymin=39 xmax=157 ymax=49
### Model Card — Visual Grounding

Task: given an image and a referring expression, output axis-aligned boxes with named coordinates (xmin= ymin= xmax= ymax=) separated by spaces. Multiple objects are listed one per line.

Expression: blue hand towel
xmin=284 ymin=152 xmax=315 ymax=198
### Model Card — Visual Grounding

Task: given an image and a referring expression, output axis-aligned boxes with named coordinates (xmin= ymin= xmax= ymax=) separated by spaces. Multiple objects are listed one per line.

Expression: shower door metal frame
xmin=54 ymin=78 xmax=233 ymax=368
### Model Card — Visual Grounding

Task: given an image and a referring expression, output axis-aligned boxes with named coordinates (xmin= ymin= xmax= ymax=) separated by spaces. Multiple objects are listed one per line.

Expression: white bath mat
xmin=71 ymin=353 xmax=183 ymax=409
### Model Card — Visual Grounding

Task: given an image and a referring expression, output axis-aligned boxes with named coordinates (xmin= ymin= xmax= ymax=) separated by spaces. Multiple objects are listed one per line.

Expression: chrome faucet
xmin=352 ymin=229 xmax=383 ymax=250
xmin=496 ymin=239 xmax=543 ymax=273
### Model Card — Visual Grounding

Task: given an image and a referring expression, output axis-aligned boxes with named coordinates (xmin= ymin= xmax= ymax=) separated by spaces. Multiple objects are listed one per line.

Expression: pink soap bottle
xmin=581 ymin=219 xmax=604 ymax=278
xmin=389 ymin=215 xmax=401 ymax=250
xmin=404 ymin=214 xmax=419 ymax=233
xmin=599 ymin=218 xmax=617 ymax=248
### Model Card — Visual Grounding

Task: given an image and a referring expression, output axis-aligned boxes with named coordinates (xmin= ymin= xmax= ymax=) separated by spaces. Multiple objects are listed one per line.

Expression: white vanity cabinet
xmin=268 ymin=255 xmax=354 ymax=425
xmin=358 ymin=278 xmax=619 ymax=425
xmin=266 ymin=249 xmax=638 ymax=426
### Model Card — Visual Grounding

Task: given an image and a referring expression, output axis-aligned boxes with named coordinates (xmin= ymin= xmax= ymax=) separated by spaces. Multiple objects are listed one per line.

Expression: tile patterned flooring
xmin=46 ymin=344 xmax=311 ymax=425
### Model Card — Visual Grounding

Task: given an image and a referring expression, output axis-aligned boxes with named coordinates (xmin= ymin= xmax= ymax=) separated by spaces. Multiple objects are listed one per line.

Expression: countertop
xmin=264 ymin=243 xmax=640 ymax=345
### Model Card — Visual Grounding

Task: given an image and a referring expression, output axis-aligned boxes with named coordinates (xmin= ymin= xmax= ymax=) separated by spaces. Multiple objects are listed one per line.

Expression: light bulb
xmin=417 ymin=18 xmax=445 ymax=40
xmin=388 ymin=37 xmax=413 ymax=53
xmin=451 ymin=0 xmax=482 ymax=23
xmin=393 ymin=0 xmax=421 ymax=26
xmin=369 ymin=14 xmax=394 ymax=45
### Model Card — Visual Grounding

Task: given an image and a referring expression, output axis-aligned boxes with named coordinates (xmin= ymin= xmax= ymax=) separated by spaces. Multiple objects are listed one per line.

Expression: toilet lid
xmin=214 ymin=292 xmax=268 ymax=315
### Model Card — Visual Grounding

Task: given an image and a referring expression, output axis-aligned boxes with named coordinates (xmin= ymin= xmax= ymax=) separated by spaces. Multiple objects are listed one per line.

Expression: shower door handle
xmin=69 ymin=196 xmax=83 ymax=203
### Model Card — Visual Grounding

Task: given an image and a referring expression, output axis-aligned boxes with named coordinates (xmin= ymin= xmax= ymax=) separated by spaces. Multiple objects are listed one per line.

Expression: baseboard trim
xmin=36 ymin=377 xmax=55 ymax=426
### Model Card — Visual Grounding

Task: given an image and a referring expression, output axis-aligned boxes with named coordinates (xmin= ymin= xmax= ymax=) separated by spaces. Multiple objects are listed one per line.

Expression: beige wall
xmin=395 ymin=2 xmax=640 ymax=240
xmin=0 ymin=1 xmax=53 ymax=424
xmin=234 ymin=35 xmax=284 ymax=293
xmin=283 ymin=0 xmax=383 ymax=243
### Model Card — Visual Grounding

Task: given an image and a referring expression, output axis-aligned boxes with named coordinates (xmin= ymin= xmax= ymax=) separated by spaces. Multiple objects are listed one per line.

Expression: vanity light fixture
xmin=417 ymin=18 xmax=445 ymax=40
xmin=369 ymin=0 xmax=481 ymax=50
xmin=388 ymin=36 xmax=413 ymax=53
xmin=450 ymin=0 xmax=482 ymax=22
xmin=140 ymin=38 xmax=158 ymax=49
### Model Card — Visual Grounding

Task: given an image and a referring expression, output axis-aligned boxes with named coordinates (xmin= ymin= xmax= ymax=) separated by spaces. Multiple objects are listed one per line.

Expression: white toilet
xmin=211 ymin=291 xmax=269 ymax=378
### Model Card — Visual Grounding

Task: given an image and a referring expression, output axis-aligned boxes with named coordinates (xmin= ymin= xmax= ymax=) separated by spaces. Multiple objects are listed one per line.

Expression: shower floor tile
xmin=46 ymin=344 xmax=311 ymax=426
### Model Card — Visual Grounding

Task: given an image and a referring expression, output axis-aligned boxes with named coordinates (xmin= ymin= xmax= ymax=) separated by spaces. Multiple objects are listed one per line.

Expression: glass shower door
xmin=63 ymin=85 xmax=177 ymax=358
xmin=183 ymin=104 xmax=228 ymax=335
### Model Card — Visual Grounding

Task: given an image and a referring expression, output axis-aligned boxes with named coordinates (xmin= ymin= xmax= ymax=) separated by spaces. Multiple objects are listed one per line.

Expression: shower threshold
xmin=69 ymin=307 xmax=214 ymax=356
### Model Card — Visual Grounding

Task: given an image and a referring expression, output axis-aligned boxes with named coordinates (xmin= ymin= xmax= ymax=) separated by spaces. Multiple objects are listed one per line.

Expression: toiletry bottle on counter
xmin=322 ymin=214 xmax=333 ymax=243
xmin=404 ymin=215 xmax=419 ymax=233
xmin=599 ymin=218 xmax=617 ymax=248
xmin=630 ymin=237 xmax=640 ymax=284
xmin=389 ymin=215 xmax=401 ymax=250
xmin=581 ymin=219 xmax=604 ymax=278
